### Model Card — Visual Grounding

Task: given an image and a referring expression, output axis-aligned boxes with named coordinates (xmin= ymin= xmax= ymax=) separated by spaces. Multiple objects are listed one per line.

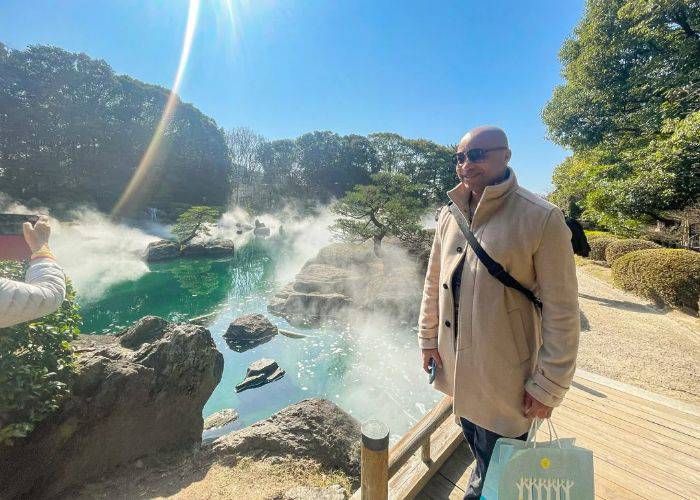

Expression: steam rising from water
xmin=50 ymin=210 xmax=161 ymax=302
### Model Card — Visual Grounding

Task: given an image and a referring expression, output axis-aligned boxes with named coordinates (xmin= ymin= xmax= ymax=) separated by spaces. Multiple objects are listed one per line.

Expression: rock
xmin=213 ymin=398 xmax=361 ymax=478
xmin=225 ymin=314 xmax=278 ymax=341
xmin=280 ymin=484 xmax=347 ymax=499
xmin=118 ymin=315 xmax=169 ymax=349
xmin=204 ymin=409 xmax=240 ymax=430
xmin=254 ymin=226 xmax=271 ymax=237
xmin=223 ymin=314 xmax=278 ymax=352
xmin=235 ymin=358 xmax=285 ymax=392
xmin=144 ymin=239 xmax=235 ymax=262
xmin=144 ymin=239 xmax=180 ymax=261
xmin=0 ymin=317 xmax=224 ymax=498
xmin=180 ymin=239 xmax=235 ymax=259
xmin=268 ymin=240 xmax=423 ymax=326
xmin=235 ymin=222 xmax=254 ymax=231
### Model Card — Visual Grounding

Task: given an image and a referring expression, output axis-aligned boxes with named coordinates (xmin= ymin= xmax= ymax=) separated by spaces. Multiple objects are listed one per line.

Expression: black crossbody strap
xmin=446 ymin=202 xmax=543 ymax=310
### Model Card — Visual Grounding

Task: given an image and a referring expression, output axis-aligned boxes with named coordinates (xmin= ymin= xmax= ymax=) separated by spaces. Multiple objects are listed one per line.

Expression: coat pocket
xmin=507 ymin=308 xmax=530 ymax=364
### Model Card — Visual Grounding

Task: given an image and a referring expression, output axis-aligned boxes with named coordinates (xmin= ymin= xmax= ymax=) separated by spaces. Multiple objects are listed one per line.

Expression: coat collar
xmin=446 ymin=166 xmax=519 ymax=228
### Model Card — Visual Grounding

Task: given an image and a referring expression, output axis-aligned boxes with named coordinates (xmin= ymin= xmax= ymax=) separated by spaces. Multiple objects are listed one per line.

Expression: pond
xmin=78 ymin=238 xmax=442 ymax=445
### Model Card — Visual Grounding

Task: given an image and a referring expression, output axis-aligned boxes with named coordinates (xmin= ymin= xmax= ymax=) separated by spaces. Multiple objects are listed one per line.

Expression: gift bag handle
xmin=526 ymin=417 xmax=562 ymax=449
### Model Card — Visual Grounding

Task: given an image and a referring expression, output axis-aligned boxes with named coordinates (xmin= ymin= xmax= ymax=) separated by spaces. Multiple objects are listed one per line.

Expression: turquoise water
xmin=78 ymin=238 xmax=442 ymax=444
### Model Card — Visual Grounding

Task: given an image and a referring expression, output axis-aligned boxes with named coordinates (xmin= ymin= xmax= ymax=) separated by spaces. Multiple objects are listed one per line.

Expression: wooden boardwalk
xmin=415 ymin=371 xmax=700 ymax=499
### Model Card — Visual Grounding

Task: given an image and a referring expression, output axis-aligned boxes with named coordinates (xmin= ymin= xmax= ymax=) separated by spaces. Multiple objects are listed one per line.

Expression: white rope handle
xmin=526 ymin=418 xmax=563 ymax=449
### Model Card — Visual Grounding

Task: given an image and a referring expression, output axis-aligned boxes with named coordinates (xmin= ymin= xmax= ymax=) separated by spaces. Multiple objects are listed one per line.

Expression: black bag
xmin=446 ymin=202 xmax=543 ymax=310
xmin=565 ymin=216 xmax=590 ymax=257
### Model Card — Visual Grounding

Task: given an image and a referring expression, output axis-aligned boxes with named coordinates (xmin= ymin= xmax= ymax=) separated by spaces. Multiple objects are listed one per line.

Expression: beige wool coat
xmin=418 ymin=166 xmax=580 ymax=437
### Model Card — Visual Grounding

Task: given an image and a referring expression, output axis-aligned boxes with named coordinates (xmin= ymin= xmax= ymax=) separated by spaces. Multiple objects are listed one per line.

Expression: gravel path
xmin=575 ymin=266 xmax=699 ymax=403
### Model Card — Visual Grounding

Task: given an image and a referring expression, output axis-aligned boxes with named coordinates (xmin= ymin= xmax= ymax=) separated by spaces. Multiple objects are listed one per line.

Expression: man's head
xmin=455 ymin=126 xmax=511 ymax=191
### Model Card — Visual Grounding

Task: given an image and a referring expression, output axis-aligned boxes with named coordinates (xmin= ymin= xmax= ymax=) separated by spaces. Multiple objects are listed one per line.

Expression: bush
xmin=0 ymin=261 xmax=81 ymax=445
xmin=585 ymin=230 xmax=616 ymax=240
xmin=604 ymin=239 xmax=660 ymax=264
xmin=612 ymin=249 xmax=700 ymax=313
xmin=588 ymin=237 xmax=618 ymax=261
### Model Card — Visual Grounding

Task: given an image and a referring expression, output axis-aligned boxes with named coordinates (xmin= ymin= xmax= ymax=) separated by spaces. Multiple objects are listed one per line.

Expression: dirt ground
xmin=575 ymin=261 xmax=699 ymax=402
xmin=69 ymin=450 xmax=353 ymax=500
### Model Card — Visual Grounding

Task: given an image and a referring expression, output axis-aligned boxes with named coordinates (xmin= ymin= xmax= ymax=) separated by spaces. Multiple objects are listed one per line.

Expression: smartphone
xmin=428 ymin=357 xmax=436 ymax=384
xmin=0 ymin=214 xmax=40 ymax=260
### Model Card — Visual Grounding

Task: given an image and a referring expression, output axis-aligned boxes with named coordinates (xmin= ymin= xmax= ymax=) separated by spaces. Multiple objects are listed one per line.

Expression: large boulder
xmin=213 ymin=398 xmax=361 ymax=478
xmin=268 ymin=240 xmax=422 ymax=326
xmin=0 ymin=316 xmax=224 ymax=498
xmin=144 ymin=239 xmax=235 ymax=262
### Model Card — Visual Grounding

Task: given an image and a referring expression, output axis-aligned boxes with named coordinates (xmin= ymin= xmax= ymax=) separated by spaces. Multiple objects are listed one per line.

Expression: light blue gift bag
xmin=481 ymin=418 xmax=594 ymax=500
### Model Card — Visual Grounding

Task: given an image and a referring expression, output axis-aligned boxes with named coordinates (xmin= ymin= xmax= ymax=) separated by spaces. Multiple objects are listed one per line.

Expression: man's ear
xmin=504 ymin=148 xmax=512 ymax=163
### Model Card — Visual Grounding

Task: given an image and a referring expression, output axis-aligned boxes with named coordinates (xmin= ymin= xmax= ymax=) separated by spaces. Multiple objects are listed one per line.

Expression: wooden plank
xmin=539 ymin=422 xmax=685 ymax=500
xmin=546 ymin=418 xmax=699 ymax=497
xmin=552 ymin=404 xmax=700 ymax=472
xmin=570 ymin=378 xmax=700 ymax=430
xmin=567 ymin=386 xmax=700 ymax=440
xmin=576 ymin=370 xmax=700 ymax=418
xmin=434 ymin=442 xmax=474 ymax=490
xmin=415 ymin=472 xmax=464 ymax=500
xmin=563 ymin=393 xmax=700 ymax=456
xmin=388 ymin=419 xmax=463 ymax=500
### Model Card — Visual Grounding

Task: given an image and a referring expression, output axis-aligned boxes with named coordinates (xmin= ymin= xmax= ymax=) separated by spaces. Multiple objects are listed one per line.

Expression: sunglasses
xmin=452 ymin=147 xmax=508 ymax=165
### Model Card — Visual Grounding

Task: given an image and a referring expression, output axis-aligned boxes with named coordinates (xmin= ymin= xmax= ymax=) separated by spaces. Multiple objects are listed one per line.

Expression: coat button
xmin=444 ymin=320 xmax=451 ymax=327
xmin=456 ymin=246 xmax=463 ymax=253
xmin=442 ymin=283 xmax=448 ymax=289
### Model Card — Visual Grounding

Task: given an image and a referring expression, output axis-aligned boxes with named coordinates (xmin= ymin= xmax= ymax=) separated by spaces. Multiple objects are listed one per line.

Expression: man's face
xmin=455 ymin=134 xmax=510 ymax=189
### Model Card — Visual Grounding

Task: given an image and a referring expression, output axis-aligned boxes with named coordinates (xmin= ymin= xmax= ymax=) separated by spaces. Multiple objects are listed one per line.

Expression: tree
xmin=330 ymin=172 xmax=428 ymax=256
xmin=0 ymin=44 xmax=231 ymax=214
xmin=543 ymin=0 xmax=700 ymax=232
xmin=171 ymin=206 xmax=221 ymax=246
xmin=226 ymin=127 xmax=265 ymax=205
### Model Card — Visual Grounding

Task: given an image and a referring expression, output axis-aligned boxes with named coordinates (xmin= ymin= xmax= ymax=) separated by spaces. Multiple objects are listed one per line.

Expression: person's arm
xmin=0 ymin=257 xmax=66 ymax=328
xmin=524 ymin=207 xmax=580 ymax=408
xmin=418 ymin=216 xmax=442 ymax=349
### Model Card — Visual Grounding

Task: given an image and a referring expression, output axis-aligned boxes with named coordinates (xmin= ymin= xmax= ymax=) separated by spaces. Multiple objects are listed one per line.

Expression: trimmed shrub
xmin=0 ymin=261 xmax=80 ymax=445
xmin=612 ymin=249 xmax=700 ymax=313
xmin=588 ymin=237 xmax=618 ymax=261
xmin=605 ymin=239 xmax=661 ymax=264
xmin=585 ymin=230 xmax=616 ymax=240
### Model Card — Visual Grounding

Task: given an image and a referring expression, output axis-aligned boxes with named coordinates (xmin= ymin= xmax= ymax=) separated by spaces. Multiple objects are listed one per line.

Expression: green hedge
xmin=589 ymin=237 xmax=618 ymax=261
xmin=0 ymin=261 xmax=80 ymax=445
xmin=604 ymin=239 xmax=660 ymax=264
xmin=612 ymin=249 xmax=700 ymax=313
xmin=585 ymin=230 xmax=616 ymax=240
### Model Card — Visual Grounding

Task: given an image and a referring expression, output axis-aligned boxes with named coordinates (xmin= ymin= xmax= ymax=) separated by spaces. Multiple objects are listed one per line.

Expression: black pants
xmin=458 ymin=417 xmax=528 ymax=499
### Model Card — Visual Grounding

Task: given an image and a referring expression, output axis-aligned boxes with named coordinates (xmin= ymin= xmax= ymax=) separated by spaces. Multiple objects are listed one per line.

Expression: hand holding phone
xmin=0 ymin=213 xmax=42 ymax=260
xmin=428 ymin=357 xmax=437 ymax=384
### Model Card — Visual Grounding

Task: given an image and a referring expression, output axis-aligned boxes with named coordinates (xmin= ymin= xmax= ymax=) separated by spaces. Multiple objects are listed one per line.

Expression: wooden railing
xmin=351 ymin=395 xmax=467 ymax=499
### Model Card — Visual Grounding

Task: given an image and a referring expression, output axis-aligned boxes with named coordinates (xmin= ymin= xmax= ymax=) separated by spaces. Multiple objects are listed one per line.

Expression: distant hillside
xmin=0 ymin=43 xmax=230 ymax=213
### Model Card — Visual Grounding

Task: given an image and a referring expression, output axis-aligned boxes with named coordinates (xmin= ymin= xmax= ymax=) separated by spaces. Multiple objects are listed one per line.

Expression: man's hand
xmin=23 ymin=215 xmax=51 ymax=253
xmin=421 ymin=348 xmax=442 ymax=373
xmin=523 ymin=390 xmax=553 ymax=419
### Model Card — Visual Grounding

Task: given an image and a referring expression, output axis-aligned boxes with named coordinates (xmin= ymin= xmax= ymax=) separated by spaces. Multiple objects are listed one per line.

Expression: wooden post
xmin=360 ymin=419 xmax=390 ymax=500
xmin=421 ymin=435 xmax=431 ymax=464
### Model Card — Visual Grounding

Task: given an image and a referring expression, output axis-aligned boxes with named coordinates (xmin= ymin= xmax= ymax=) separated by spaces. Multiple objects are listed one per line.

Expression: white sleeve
xmin=0 ymin=258 xmax=67 ymax=328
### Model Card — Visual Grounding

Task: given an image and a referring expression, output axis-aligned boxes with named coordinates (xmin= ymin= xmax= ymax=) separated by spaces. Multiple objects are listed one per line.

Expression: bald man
xmin=418 ymin=126 xmax=580 ymax=499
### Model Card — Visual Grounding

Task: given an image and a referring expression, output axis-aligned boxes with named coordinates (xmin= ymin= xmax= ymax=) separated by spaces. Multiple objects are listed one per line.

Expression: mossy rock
xmin=611 ymin=248 xmax=700 ymax=313
xmin=604 ymin=238 xmax=660 ymax=264
xmin=588 ymin=237 xmax=619 ymax=261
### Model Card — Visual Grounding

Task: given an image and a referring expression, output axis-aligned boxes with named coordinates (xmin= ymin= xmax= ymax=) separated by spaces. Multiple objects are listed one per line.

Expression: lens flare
xmin=112 ymin=0 xmax=200 ymax=217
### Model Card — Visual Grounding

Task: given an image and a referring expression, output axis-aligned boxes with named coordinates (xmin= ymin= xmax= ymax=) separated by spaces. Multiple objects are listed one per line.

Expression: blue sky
xmin=1 ymin=0 xmax=585 ymax=193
